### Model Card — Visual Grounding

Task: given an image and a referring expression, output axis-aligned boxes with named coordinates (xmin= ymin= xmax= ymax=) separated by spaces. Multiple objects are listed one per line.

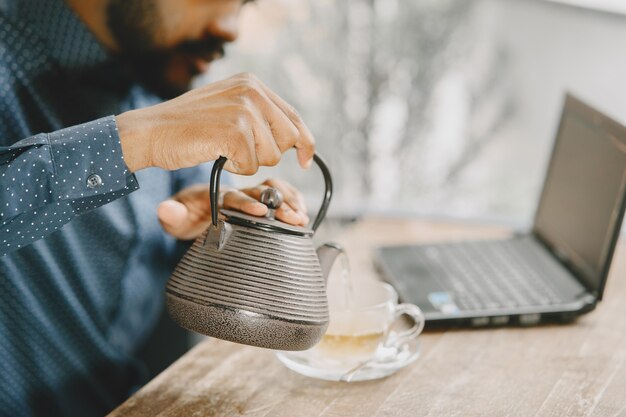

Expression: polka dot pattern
xmin=0 ymin=1 xmax=205 ymax=416
xmin=0 ymin=117 xmax=139 ymax=256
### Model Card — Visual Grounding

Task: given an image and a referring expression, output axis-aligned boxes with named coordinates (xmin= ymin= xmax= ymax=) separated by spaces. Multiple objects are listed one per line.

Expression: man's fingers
xmin=238 ymin=181 xmax=308 ymax=226
xmin=157 ymin=200 xmax=189 ymax=229
xmin=222 ymin=190 xmax=268 ymax=217
xmin=247 ymin=99 xmax=286 ymax=167
xmin=241 ymin=180 xmax=307 ymax=214
xmin=275 ymin=204 xmax=309 ymax=226
xmin=284 ymin=182 xmax=307 ymax=213
xmin=262 ymin=179 xmax=307 ymax=213
xmin=221 ymin=118 xmax=259 ymax=175
xmin=255 ymin=82 xmax=315 ymax=169
xmin=121 ymin=72 xmax=316 ymax=175
xmin=238 ymin=184 xmax=265 ymax=201
xmin=221 ymin=73 xmax=315 ymax=172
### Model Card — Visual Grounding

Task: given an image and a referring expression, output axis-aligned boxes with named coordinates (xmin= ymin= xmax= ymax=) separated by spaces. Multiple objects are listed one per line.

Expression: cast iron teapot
xmin=166 ymin=153 xmax=342 ymax=351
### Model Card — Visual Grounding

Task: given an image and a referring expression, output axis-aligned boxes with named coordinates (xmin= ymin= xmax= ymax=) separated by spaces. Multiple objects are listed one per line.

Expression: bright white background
xmin=198 ymin=0 xmax=626 ymax=229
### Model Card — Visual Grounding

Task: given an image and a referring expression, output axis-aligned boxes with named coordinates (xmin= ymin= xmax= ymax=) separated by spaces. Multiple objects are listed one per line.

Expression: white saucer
xmin=276 ymin=336 xmax=420 ymax=382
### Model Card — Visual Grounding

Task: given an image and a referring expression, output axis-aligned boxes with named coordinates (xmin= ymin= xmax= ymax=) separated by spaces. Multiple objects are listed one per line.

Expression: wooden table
xmin=110 ymin=218 xmax=626 ymax=417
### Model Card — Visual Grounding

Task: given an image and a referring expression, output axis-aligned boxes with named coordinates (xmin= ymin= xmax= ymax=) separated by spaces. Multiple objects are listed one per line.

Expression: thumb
xmin=157 ymin=200 xmax=188 ymax=229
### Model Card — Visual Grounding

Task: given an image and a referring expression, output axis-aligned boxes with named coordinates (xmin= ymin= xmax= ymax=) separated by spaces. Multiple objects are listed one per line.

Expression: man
xmin=0 ymin=0 xmax=315 ymax=415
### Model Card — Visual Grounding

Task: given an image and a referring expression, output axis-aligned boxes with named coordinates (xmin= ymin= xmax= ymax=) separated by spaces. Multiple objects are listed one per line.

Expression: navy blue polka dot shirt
xmin=0 ymin=0 xmax=214 ymax=415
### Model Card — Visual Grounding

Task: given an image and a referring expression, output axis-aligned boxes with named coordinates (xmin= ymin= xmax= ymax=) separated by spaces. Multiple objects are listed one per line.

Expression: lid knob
xmin=260 ymin=187 xmax=283 ymax=209
xmin=260 ymin=188 xmax=283 ymax=220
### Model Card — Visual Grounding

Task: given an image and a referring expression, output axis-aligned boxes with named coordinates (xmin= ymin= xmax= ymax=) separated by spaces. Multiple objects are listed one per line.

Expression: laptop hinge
xmin=530 ymin=231 xmax=597 ymax=295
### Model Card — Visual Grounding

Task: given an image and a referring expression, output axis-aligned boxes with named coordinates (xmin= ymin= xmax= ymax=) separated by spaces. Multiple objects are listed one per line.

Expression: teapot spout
xmin=316 ymin=243 xmax=344 ymax=282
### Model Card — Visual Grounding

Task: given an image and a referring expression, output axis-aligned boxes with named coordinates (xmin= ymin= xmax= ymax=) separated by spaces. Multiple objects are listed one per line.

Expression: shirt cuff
xmin=47 ymin=116 xmax=139 ymax=201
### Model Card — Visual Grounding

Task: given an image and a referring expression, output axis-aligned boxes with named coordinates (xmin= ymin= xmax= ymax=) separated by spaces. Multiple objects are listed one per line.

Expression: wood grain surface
xmin=109 ymin=218 xmax=626 ymax=417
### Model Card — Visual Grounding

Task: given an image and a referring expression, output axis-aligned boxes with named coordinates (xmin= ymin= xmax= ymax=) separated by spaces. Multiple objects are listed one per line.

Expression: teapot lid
xmin=221 ymin=209 xmax=314 ymax=237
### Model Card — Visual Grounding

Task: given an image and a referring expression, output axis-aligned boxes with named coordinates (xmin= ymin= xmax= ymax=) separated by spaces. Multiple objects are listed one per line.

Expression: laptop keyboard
xmin=413 ymin=237 xmax=565 ymax=311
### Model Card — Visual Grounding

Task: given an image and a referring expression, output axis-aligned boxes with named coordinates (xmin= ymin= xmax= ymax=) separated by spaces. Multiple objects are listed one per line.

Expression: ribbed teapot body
xmin=166 ymin=223 xmax=329 ymax=350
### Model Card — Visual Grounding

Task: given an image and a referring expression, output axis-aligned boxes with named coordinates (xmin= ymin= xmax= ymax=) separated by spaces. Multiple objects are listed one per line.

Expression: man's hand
xmin=157 ymin=179 xmax=309 ymax=241
xmin=116 ymin=72 xmax=315 ymax=175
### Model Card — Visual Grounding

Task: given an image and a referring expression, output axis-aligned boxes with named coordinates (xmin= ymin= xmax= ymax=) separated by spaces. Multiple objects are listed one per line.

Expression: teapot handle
xmin=209 ymin=153 xmax=333 ymax=232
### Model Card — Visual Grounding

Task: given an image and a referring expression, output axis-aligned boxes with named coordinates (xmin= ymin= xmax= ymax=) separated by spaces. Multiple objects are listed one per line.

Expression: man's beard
xmin=106 ymin=0 xmax=225 ymax=100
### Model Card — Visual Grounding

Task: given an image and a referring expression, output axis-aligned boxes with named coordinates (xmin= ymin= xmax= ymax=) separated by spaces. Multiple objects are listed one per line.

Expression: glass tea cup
xmin=276 ymin=279 xmax=425 ymax=382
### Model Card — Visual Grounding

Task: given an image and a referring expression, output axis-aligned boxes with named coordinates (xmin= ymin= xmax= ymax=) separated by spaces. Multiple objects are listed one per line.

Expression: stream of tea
xmin=339 ymin=252 xmax=355 ymax=310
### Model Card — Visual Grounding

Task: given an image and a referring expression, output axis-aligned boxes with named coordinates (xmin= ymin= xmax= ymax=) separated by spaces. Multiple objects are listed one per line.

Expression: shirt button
xmin=86 ymin=174 xmax=103 ymax=189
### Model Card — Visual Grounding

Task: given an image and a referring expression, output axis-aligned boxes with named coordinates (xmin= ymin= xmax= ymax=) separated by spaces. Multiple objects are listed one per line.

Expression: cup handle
xmin=339 ymin=303 xmax=425 ymax=382
xmin=382 ymin=303 xmax=425 ymax=350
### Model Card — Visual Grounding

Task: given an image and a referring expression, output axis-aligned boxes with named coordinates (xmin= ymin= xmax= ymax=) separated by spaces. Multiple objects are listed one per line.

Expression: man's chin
xmin=151 ymin=79 xmax=192 ymax=100
xmin=134 ymin=70 xmax=194 ymax=100
xmin=130 ymin=59 xmax=198 ymax=100
xmin=125 ymin=51 xmax=214 ymax=100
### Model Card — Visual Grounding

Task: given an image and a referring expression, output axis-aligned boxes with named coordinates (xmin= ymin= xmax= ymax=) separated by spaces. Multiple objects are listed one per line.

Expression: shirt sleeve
xmin=0 ymin=116 xmax=139 ymax=256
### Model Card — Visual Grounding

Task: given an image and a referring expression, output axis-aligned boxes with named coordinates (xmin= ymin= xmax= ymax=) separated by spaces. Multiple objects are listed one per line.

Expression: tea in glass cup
xmin=276 ymin=278 xmax=425 ymax=382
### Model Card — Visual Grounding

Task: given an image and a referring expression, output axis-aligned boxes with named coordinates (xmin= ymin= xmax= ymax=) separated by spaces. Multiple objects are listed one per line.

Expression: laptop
xmin=374 ymin=93 xmax=626 ymax=327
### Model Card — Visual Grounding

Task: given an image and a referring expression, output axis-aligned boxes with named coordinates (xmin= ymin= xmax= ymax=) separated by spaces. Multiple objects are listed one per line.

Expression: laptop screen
xmin=533 ymin=95 xmax=626 ymax=296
